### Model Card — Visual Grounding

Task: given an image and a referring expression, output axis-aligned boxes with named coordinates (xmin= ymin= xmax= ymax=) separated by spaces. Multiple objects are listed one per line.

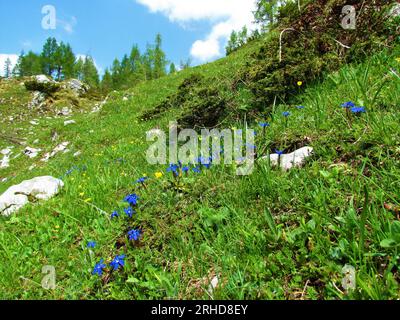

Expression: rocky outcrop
xmin=61 ymin=79 xmax=89 ymax=96
xmin=0 ymin=176 xmax=64 ymax=216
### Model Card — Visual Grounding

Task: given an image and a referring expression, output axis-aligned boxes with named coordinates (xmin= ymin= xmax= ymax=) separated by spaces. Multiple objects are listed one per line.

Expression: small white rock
xmin=260 ymin=147 xmax=314 ymax=171
xmin=41 ymin=142 xmax=70 ymax=162
xmin=24 ymin=147 xmax=42 ymax=159
xmin=64 ymin=120 xmax=76 ymax=126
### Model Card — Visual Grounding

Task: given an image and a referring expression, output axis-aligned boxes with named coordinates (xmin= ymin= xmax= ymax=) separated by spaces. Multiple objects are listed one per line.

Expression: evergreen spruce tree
xmin=169 ymin=63 xmax=176 ymax=74
xmin=4 ymin=58 xmax=12 ymax=78
xmin=82 ymin=55 xmax=99 ymax=87
xmin=41 ymin=37 xmax=58 ymax=77
xmin=101 ymin=68 xmax=113 ymax=92
xmin=153 ymin=33 xmax=167 ymax=79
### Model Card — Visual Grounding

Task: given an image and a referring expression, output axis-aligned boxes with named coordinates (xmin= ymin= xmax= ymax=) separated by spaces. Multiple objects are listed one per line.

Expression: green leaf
xmin=380 ymin=238 xmax=397 ymax=248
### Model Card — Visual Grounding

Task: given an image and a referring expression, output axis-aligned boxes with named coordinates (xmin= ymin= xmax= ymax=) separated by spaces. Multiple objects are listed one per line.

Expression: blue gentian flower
xmin=341 ymin=101 xmax=356 ymax=108
xmin=193 ymin=167 xmax=201 ymax=173
xmin=275 ymin=150 xmax=285 ymax=156
xmin=128 ymin=229 xmax=142 ymax=241
xmin=124 ymin=194 xmax=139 ymax=206
xmin=167 ymin=164 xmax=179 ymax=174
xmin=351 ymin=106 xmax=366 ymax=114
xmin=124 ymin=207 xmax=135 ymax=218
xmin=136 ymin=177 xmax=148 ymax=184
xmin=203 ymin=163 xmax=212 ymax=169
xmin=111 ymin=211 xmax=119 ymax=219
xmin=92 ymin=259 xmax=106 ymax=276
xmin=259 ymin=122 xmax=270 ymax=128
xmin=110 ymin=255 xmax=125 ymax=271
xmin=282 ymin=111 xmax=291 ymax=117
xmin=87 ymin=241 xmax=96 ymax=248
xmin=182 ymin=166 xmax=189 ymax=173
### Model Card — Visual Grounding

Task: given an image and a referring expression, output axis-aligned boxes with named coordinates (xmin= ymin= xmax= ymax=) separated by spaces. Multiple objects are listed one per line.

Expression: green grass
xmin=0 ymin=40 xmax=400 ymax=299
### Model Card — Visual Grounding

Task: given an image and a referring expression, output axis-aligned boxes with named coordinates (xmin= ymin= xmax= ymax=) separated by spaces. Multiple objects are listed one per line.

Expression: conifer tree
xmin=4 ymin=58 xmax=12 ymax=78
xmin=82 ymin=55 xmax=99 ymax=87
xmin=153 ymin=33 xmax=167 ymax=79
xmin=101 ymin=68 xmax=113 ymax=92
xmin=41 ymin=37 xmax=58 ymax=77
xmin=169 ymin=63 xmax=176 ymax=74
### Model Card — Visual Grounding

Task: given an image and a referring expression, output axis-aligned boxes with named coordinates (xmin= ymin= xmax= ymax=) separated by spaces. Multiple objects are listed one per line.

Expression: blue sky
xmin=0 ymin=0 xmax=256 ymax=76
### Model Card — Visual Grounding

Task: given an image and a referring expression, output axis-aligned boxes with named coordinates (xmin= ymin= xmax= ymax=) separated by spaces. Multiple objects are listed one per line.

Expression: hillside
xmin=1 ymin=2 xmax=400 ymax=300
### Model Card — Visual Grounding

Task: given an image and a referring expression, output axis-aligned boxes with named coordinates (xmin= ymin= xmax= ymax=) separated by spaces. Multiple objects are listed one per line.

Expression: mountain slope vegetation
xmin=0 ymin=0 xmax=399 ymax=300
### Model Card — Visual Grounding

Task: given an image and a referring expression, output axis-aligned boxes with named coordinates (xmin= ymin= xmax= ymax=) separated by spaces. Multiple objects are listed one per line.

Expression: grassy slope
xmin=0 ymin=38 xmax=399 ymax=299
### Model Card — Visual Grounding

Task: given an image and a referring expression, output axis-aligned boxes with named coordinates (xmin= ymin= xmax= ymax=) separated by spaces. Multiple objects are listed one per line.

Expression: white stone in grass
xmin=64 ymin=120 xmax=76 ymax=126
xmin=41 ymin=142 xmax=70 ymax=162
xmin=261 ymin=147 xmax=314 ymax=171
xmin=0 ymin=176 xmax=64 ymax=216
xmin=389 ymin=3 xmax=400 ymax=18
xmin=0 ymin=147 xmax=13 ymax=169
xmin=24 ymin=147 xmax=42 ymax=159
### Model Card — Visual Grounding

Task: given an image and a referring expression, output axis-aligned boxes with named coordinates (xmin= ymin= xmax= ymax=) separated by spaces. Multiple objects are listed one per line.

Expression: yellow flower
xmin=297 ymin=81 xmax=303 ymax=86
xmin=155 ymin=172 xmax=163 ymax=179
xmin=396 ymin=57 xmax=400 ymax=63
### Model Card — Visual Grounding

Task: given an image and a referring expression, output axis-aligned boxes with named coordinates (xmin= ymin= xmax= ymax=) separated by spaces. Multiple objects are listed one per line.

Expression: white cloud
xmin=136 ymin=0 xmax=257 ymax=62
xmin=0 ymin=54 xmax=19 ymax=77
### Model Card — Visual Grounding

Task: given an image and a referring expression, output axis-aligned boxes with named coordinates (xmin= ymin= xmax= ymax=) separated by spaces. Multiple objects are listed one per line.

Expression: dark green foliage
xmin=244 ymin=0 xmax=395 ymax=111
xmin=140 ymin=73 xmax=226 ymax=128
xmin=177 ymin=87 xmax=226 ymax=128
xmin=13 ymin=51 xmax=42 ymax=77
xmin=140 ymin=74 xmax=204 ymax=121
xmin=24 ymin=79 xmax=60 ymax=94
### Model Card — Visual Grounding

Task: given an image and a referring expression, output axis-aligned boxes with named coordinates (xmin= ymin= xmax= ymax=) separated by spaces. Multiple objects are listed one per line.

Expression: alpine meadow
xmin=0 ymin=0 xmax=400 ymax=302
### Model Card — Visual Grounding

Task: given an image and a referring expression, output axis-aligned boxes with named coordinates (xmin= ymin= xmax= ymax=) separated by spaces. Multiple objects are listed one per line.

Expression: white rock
xmin=30 ymin=120 xmax=39 ymax=126
xmin=0 ymin=147 xmax=13 ymax=169
xmin=41 ymin=142 xmax=70 ymax=162
xmin=261 ymin=147 xmax=314 ymax=171
xmin=0 ymin=176 xmax=64 ymax=216
xmin=62 ymin=79 xmax=88 ymax=96
xmin=24 ymin=147 xmax=42 ymax=159
xmin=64 ymin=120 xmax=76 ymax=126
xmin=57 ymin=107 xmax=72 ymax=116
xmin=73 ymin=151 xmax=82 ymax=157
xmin=28 ymin=91 xmax=46 ymax=109
xmin=34 ymin=75 xmax=54 ymax=84
xmin=1 ymin=147 xmax=12 ymax=156
xmin=389 ymin=3 xmax=400 ymax=18
xmin=207 ymin=276 xmax=219 ymax=296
